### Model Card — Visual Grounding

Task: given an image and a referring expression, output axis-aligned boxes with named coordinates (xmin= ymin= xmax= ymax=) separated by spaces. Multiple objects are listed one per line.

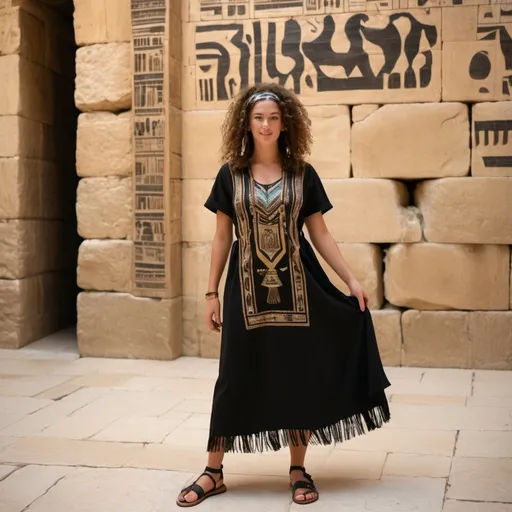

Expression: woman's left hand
xmin=347 ymin=279 xmax=369 ymax=312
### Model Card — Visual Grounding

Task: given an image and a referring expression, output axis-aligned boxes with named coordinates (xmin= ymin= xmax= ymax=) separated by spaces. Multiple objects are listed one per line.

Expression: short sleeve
xmin=204 ymin=164 xmax=234 ymax=218
xmin=301 ymin=164 xmax=333 ymax=218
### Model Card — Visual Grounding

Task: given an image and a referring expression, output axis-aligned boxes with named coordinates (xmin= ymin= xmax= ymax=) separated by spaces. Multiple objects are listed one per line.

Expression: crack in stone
xmin=20 ymin=474 xmax=68 ymax=512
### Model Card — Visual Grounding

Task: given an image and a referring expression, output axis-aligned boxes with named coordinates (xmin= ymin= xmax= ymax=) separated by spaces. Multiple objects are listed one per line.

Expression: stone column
xmin=75 ymin=0 xmax=182 ymax=360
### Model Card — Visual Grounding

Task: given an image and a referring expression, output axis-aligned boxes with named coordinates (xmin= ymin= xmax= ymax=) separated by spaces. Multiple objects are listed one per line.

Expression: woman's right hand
xmin=205 ymin=298 xmax=222 ymax=332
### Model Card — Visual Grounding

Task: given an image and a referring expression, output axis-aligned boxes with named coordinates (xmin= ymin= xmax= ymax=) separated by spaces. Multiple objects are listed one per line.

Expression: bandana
xmin=246 ymin=91 xmax=281 ymax=107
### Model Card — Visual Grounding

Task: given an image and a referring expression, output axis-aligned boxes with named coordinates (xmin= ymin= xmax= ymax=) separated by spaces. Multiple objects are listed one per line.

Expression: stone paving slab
xmin=0 ymin=331 xmax=511 ymax=512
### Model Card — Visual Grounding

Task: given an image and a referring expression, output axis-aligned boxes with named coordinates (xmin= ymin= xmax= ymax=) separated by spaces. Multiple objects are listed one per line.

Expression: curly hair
xmin=220 ymin=83 xmax=313 ymax=173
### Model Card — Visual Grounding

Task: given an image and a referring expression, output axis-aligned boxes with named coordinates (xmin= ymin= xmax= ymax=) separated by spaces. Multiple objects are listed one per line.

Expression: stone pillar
xmin=75 ymin=0 xmax=182 ymax=360
xmin=0 ymin=0 xmax=77 ymax=349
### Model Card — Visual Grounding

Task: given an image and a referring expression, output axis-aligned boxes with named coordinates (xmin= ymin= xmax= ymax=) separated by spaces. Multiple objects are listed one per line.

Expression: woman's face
xmin=248 ymin=100 xmax=284 ymax=147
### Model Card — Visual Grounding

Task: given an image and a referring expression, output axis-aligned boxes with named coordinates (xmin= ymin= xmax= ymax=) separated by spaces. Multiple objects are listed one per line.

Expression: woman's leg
xmin=178 ymin=448 xmax=226 ymax=504
xmin=288 ymin=431 xmax=318 ymax=503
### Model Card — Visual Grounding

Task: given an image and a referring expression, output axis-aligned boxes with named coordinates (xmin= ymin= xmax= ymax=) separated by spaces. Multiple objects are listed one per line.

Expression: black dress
xmin=204 ymin=163 xmax=391 ymax=453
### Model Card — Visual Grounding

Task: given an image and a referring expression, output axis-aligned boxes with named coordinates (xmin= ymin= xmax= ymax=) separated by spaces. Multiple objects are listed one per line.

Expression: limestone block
xmin=0 ymin=55 xmax=19 ymax=116
xmin=308 ymin=105 xmax=350 ymax=179
xmin=352 ymin=104 xmax=379 ymax=123
xmin=183 ymin=296 xmax=221 ymax=359
xmin=442 ymin=6 xmax=478 ymax=42
xmin=74 ymin=0 xmax=131 ymax=46
xmin=385 ymin=244 xmax=510 ymax=310
xmin=415 ymin=178 xmax=512 ymax=244
xmin=323 ymin=179 xmax=421 ymax=243
xmin=315 ymin=243 xmax=383 ymax=309
xmin=402 ymin=310 xmax=471 ymax=368
xmin=182 ymin=179 xmax=217 ymax=242
xmin=0 ymin=220 xmax=65 ymax=279
xmin=472 ymin=102 xmax=512 ymax=177
xmin=0 ymin=116 xmax=55 ymax=160
xmin=470 ymin=312 xmax=512 ymax=370
xmin=0 ymin=271 xmax=74 ymax=349
xmin=169 ymin=106 xmax=181 ymax=156
xmin=352 ymin=103 xmax=470 ymax=179
xmin=77 ymin=239 xmax=132 ymax=292
xmin=77 ymin=112 xmax=132 ymax=177
xmin=182 ymin=111 xmax=224 ymax=179
xmin=371 ymin=308 xmax=402 ymax=367
xmin=77 ymin=292 xmax=182 ymax=360
xmin=182 ymin=297 xmax=199 ymax=356
xmin=76 ymin=177 xmax=132 ymax=239
xmin=0 ymin=7 xmax=21 ymax=55
xmin=0 ymin=158 xmax=61 ymax=220
xmin=75 ymin=43 xmax=131 ymax=112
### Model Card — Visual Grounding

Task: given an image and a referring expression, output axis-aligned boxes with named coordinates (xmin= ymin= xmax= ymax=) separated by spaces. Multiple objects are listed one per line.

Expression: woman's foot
xmin=176 ymin=466 xmax=225 ymax=507
xmin=289 ymin=466 xmax=319 ymax=505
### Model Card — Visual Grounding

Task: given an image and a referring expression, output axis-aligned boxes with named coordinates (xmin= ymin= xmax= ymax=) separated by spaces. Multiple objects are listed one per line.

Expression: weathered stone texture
xmin=77 ymin=112 xmax=132 ymax=177
xmin=73 ymin=0 xmax=131 ymax=46
xmin=385 ymin=244 xmax=510 ymax=311
xmin=316 ymin=243 xmax=383 ymax=309
xmin=352 ymin=103 xmax=470 ymax=179
xmin=182 ymin=111 xmax=224 ymax=179
xmin=0 ymin=116 xmax=55 ymax=160
xmin=308 ymin=105 xmax=350 ymax=179
xmin=0 ymin=220 xmax=65 ymax=279
xmin=77 ymin=292 xmax=182 ymax=360
xmin=0 ymin=272 xmax=74 ymax=349
xmin=352 ymin=104 xmax=379 ymax=123
xmin=77 ymin=239 xmax=132 ymax=292
xmin=0 ymin=158 xmax=61 ymax=219
xmin=323 ymin=179 xmax=421 ymax=243
xmin=472 ymin=102 xmax=512 ymax=177
xmin=402 ymin=310 xmax=471 ymax=368
xmin=76 ymin=177 xmax=132 ymax=239
xmin=415 ymin=178 xmax=512 ymax=244
xmin=75 ymin=43 xmax=131 ymax=112
xmin=182 ymin=179 xmax=217 ymax=242
xmin=183 ymin=297 xmax=221 ymax=359
xmin=371 ymin=308 xmax=402 ymax=367
xmin=0 ymin=7 xmax=22 ymax=55
xmin=403 ymin=311 xmax=512 ymax=370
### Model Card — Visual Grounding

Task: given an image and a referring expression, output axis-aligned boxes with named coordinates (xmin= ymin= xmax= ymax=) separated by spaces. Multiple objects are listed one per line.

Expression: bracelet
xmin=205 ymin=292 xmax=219 ymax=300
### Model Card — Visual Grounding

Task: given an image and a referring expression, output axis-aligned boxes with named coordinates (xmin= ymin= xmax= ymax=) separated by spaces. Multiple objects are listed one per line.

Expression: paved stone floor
xmin=0 ymin=328 xmax=511 ymax=511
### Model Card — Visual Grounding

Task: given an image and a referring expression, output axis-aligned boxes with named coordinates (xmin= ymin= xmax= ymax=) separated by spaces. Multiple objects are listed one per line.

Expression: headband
xmin=246 ymin=91 xmax=281 ymax=106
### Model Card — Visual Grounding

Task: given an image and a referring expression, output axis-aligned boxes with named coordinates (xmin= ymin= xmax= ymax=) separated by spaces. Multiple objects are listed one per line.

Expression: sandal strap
xmin=289 ymin=465 xmax=305 ymax=474
xmin=292 ymin=480 xmax=317 ymax=493
xmin=205 ymin=464 xmax=223 ymax=475
xmin=198 ymin=472 xmax=218 ymax=489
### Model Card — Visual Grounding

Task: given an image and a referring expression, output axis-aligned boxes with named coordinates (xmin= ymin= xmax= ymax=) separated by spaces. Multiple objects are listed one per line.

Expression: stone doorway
xmin=0 ymin=0 xmax=80 ymax=349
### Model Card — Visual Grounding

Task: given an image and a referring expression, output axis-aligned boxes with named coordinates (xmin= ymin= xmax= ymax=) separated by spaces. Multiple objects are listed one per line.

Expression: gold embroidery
xmin=231 ymin=168 xmax=309 ymax=329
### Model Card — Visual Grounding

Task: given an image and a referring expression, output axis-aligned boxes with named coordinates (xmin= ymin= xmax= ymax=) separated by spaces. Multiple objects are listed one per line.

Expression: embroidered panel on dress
xmin=232 ymin=169 xmax=309 ymax=330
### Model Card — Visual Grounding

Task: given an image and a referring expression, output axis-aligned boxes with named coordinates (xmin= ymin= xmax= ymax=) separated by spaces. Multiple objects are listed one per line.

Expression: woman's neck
xmin=251 ymin=144 xmax=280 ymax=166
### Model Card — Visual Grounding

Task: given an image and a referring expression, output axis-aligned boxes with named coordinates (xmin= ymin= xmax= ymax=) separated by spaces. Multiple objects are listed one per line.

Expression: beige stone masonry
xmin=0 ymin=220 xmax=65 ymax=279
xmin=308 ymin=105 xmax=350 ymax=179
xmin=183 ymin=297 xmax=221 ymax=359
xmin=352 ymin=104 xmax=379 ymax=123
xmin=77 ymin=240 xmax=132 ymax=292
xmin=77 ymin=177 xmax=132 ymax=239
xmin=371 ymin=308 xmax=402 ymax=367
xmin=316 ymin=243 xmax=383 ymax=309
xmin=385 ymin=244 xmax=510 ymax=310
xmin=77 ymin=292 xmax=182 ymax=360
xmin=0 ymin=116 xmax=55 ymax=160
xmin=182 ymin=111 xmax=225 ymax=179
xmin=74 ymin=0 xmax=131 ymax=46
xmin=0 ymin=54 xmax=55 ymax=125
xmin=77 ymin=112 xmax=132 ymax=177
xmin=0 ymin=7 xmax=22 ymax=55
xmin=182 ymin=179 xmax=216 ymax=242
xmin=323 ymin=179 xmax=421 ymax=243
xmin=472 ymin=102 xmax=512 ymax=177
xmin=0 ymin=271 xmax=75 ymax=349
xmin=352 ymin=103 xmax=470 ymax=179
xmin=0 ymin=158 xmax=61 ymax=219
xmin=75 ymin=43 xmax=131 ymax=112
xmin=415 ymin=178 xmax=512 ymax=244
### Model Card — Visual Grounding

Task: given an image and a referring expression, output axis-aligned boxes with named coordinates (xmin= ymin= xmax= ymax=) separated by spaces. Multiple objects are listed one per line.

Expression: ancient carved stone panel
xmin=472 ymin=102 xmax=512 ymax=176
xmin=184 ymin=9 xmax=442 ymax=109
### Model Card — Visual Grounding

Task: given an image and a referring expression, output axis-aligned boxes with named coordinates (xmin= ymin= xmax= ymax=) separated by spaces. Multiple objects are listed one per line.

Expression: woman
xmin=176 ymin=83 xmax=391 ymax=507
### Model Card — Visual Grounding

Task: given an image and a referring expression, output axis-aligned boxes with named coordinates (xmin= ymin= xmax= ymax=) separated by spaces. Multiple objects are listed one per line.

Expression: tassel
xmin=267 ymin=287 xmax=281 ymax=304
xmin=261 ymin=269 xmax=282 ymax=305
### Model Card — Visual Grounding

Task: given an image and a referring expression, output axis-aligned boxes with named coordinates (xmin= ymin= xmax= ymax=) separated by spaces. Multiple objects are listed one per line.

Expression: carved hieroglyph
xmin=130 ymin=0 xmax=181 ymax=298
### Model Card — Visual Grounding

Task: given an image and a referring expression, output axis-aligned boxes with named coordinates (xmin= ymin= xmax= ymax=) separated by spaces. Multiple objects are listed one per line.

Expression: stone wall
xmin=74 ymin=0 xmax=183 ymax=359
xmin=0 ymin=0 xmax=78 ymax=348
xmin=181 ymin=1 xmax=512 ymax=368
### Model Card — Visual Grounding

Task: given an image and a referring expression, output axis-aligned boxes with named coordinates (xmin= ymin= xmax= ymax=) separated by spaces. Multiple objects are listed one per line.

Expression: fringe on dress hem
xmin=206 ymin=402 xmax=390 ymax=454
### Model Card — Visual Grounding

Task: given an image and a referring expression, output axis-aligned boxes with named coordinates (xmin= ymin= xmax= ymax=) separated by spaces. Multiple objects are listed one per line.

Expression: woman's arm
xmin=305 ymin=212 xmax=369 ymax=311
xmin=206 ymin=211 xmax=233 ymax=331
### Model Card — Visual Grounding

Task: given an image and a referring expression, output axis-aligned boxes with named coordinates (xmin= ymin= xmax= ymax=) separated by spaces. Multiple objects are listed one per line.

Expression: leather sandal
xmin=289 ymin=465 xmax=319 ymax=505
xmin=176 ymin=465 xmax=227 ymax=507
